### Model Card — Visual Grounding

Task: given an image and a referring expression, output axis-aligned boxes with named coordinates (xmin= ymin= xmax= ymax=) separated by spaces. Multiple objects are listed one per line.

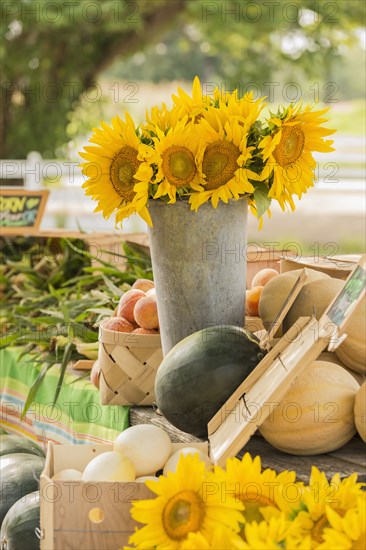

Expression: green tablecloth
xmin=0 ymin=348 xmax=129 ymax=446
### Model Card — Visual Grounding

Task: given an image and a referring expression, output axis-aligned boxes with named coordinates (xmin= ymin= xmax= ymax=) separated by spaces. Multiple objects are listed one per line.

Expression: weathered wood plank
xmin=238 ymin=435 xmax=366 ymax=483
xmin=129 ymin=407 xmax=201 ymax=444
xmin=130 ymin=407 xmax=366 ymax=483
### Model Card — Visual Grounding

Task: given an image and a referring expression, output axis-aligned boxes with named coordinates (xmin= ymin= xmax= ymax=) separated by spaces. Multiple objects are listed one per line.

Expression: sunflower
xmin=259 ymin=104 xmax=335 ymax=210
xmin=294 ymin=467 xmax=365 ymax=546
xmin=241 ymin=515 xmax=312 ymax=550
xmin=317 ymin=497 xmax=366 ymax=550
xmin=189 ymin=114 xmax=262 ymax=210
xmin=180 ymin=529 xmax=246 ymax=549
xmin=215 ymin=453 xmax=302 ymax=526
xmin=172 ymin=76 xmax=213 ymax=121
xmin=134 ymin=117 xmax=204 ymax=205
xmin=127 ymin=453 xmax=244 ymax=549
xmin=213 ymin=89 xmax=265 ymax=130
xmin=79 ymin=113 xmax=153 ymax=226
xmin=142 ymin=102 xmax=182 ymax=136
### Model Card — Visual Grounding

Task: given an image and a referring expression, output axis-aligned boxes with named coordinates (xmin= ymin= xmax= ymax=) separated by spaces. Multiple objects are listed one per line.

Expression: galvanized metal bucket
xmin=148 ymin=198 xmax=248 ymax=355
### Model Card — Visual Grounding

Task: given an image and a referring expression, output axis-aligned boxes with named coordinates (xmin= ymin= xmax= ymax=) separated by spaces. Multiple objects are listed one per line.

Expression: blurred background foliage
xmin=1 ymin=0 xmax=365 ymax=158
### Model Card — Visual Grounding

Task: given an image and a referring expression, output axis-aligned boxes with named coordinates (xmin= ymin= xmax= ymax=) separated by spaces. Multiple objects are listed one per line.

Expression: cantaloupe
xmin=283 ymin=278 xmax=344 ymax=332
xmin=259 ymin=268 xmax=330 ymax=335
xmin=335 ymin=296 xmax=366 ymax=374
xmin=259 ymin=360 xmax=359 ymax=455
xmin=354 ymin=382 xmax=366 ymax=443
xmin=318 ymin=351 xmax=365 ymax=386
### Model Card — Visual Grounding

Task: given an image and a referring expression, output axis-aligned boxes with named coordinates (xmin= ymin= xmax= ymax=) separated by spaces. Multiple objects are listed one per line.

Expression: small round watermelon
xmin=155 ymin=325 xmax=265 ymax=437
xmin=0 ymin=435 xmax=45 ymax=458
xmin=0 ymin=491 xmax=40 ymax=550
xmin=0 ymin=454 xmax=45 ymax=525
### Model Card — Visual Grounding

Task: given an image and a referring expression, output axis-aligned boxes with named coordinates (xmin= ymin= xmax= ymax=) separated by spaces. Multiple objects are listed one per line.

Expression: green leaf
xmin=72 ymin=324 xmax=98 ymax=343
xmin=83 ymin=266 xmax=135 ymax=282
xmin=86 ymin=307 xmax=115 ymax=316
xmin=0 ymin=333 xmax=20 ymax=348
xmin=52 ymin=342 xmax=74 ymax=407
xmin=22 ymin=363 xmax=53 ymax=419
xmin=102 ymin=275 xmax=124 ymax=298
xmin=253 ymin=182 xmax=272 ymax=219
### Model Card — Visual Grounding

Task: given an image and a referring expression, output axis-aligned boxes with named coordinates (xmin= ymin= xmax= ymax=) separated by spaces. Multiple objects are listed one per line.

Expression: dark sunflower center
xmin=162 ymin=490 xmax=205 ymax=541
xmin=202 ymin=140 xmax=240 ymax=190
xmin=109 ymin=146 xmax=140 ymax=201
xmin=161 ymin=146 xmax=196 ymax=188
xmin=273 ymin=125 xmax=305 ymax=167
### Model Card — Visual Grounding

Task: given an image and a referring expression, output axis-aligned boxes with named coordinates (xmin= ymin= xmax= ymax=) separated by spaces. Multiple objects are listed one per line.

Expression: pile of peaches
xmin=245 ymin=267 xmax=279 ymax=317
xmin=103 ymin=278 xmax=159 ymax=334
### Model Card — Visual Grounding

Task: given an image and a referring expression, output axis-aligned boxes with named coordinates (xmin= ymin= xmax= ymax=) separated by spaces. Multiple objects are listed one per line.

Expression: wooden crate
xmin=279 ymin=254 xmax=360 ymax=280
xmin=40 ymin=441 xmax=208 ymax=550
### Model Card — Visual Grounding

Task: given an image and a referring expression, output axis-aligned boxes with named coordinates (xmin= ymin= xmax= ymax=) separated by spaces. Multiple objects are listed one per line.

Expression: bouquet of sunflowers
xmin=79 ymin=77 xmax=335 ymax=228
xmin=125 ymin=453 xmax=365 ymax=549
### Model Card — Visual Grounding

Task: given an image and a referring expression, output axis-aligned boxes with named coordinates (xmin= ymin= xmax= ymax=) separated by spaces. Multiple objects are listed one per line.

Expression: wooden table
xmin=130 ymin=407 xmax=366 ymax=483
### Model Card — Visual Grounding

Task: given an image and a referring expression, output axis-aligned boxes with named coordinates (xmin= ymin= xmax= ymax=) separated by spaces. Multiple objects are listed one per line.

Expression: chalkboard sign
xmin=0 ymin=189 xmax=49 ymax=233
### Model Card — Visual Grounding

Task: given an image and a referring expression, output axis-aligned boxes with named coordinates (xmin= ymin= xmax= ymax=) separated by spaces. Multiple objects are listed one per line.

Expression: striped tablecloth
xmin=0 ymin=348 xmax=129 ymax=447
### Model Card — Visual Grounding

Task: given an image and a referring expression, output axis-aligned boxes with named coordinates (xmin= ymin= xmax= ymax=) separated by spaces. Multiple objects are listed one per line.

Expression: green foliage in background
xmin=0 ymin=0 xmax=186 ymax=158
xmin=1 ymin=0 xmax=365 ymax=158
xmin=0 ymin=236 xmax=152 ymax=409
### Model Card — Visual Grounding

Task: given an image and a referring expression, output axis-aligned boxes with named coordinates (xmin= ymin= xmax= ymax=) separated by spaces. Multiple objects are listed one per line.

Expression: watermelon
xmin=0 ymin=435 xmax=45 ymax=458
xmin=0 ymin=491 xmax=40 ymax=550
xmin=155 ymin=325 xmax=266 ymax=437
xmin=0 ymin=454 xmax=45 ymax=524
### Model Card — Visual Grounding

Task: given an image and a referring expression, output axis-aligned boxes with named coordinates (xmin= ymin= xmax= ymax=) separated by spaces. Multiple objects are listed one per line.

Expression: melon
xmin=335 ymin=296 xmax=366 ymax=374
xmin=259 ymin=269 xmax=330 ymax=335
xmin=354 ymin=382 xmax=366 ymax=443
xmin=0 ymin=491 xmax=39 ymax=550
xmin=318 ymin=351 xmax=365 ymax=386
xmin=155 ymin=326 xmax=265 ymax=437
xmin=0 ymin=435 xmax=45 ymax=458
xmin=0 ymin=453 xmax=45 ymax=524
xmin=259 ymin=360 xmax=359 ymax=455
xmin=283 ymin=278 xmax=344 ymax=332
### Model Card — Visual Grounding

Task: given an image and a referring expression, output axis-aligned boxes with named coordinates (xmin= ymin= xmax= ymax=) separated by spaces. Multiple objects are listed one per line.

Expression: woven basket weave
xmin=98 ymin=321 xmax=163 ymax=406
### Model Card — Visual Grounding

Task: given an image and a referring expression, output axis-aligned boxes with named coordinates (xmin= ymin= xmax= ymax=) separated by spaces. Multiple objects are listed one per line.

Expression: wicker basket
xmin=98 ymin=321 xmax=163 ymax=406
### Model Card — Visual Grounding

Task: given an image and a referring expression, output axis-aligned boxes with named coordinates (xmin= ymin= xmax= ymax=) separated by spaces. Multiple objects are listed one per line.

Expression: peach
xmin=146 ymin=287 xmax=156 ymax=297
xmin=132 ymin=328 xmax=157 ymax=335
xmin=132 ymin=279 xmax=155 ymax=293
xmin=245 ymin=286 xmax=264 ymax=317
xmin=90 ymin=362 xmax=101 ymax=389
xmin=134 ymin=296 xmax=159 ymax=330
xmin=102 ymin=317 xmax=134 ymax=333
xmin=117 ymin=289 xmax=145 ymax=323
xmin=251 ymin=268 xmax=279 ymax=289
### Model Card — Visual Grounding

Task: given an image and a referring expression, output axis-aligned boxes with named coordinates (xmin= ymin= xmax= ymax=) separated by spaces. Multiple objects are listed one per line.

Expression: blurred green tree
xmin=1 ymin=0 xmax=364 ymax=159
xmin=112 ymin=0 xmax=365 ymax=99
xmin=0 ymin=0 xmax=187 ymax=158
